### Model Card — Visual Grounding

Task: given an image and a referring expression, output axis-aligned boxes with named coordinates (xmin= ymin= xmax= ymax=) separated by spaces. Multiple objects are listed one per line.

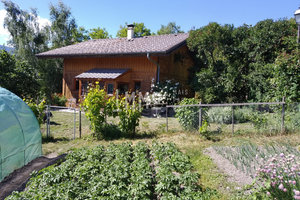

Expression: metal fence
xmin=165 ymin=100 xmax=300 ymax=135
xmin=40 ymin=100 xmax=299 ymax=139
xmin=41 ymin=105 xmax=83 ymax=140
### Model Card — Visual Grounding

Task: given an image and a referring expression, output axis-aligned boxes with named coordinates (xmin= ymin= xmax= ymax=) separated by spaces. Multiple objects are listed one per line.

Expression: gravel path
xmin=204 ymin=147 xmax=253 ymax=186
xmin=0 ymin=154 xmax=66 ymax=200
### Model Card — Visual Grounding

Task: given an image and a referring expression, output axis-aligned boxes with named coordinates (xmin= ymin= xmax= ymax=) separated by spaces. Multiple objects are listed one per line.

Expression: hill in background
xmin=0 ymin=45 xmax=14 ymax=53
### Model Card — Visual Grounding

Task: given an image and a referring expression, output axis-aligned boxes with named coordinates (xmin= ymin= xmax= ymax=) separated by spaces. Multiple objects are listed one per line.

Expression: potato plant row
xmin=7 ymin=142 xmax=207 ymax=200
xmin=151 ymin=142 xmax=205 ymax=199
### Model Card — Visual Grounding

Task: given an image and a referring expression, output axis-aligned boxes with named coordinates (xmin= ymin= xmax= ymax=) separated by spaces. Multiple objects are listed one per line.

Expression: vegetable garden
xmin=6 ymin=142 xmax=214 ymax=200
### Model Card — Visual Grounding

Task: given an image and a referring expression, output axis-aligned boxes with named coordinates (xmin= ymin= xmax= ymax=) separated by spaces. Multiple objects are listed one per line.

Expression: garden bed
xmin=0 ymin=154 xmax=66 ymax=200
xmin=5 ymin=142 xmax=215 ymax=200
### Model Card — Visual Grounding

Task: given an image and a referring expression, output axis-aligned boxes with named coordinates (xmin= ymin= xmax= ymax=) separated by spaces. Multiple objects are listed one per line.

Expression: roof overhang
xmin=75 ymin=68 xmax=129 ymax=80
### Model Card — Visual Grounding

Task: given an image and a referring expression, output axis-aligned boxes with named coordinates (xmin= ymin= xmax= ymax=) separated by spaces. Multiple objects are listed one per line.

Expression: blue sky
xmin=0 ymin=0 xmax=299 ymax=45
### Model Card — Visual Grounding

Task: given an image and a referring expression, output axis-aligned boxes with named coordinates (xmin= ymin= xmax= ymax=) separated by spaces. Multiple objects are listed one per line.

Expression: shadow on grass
xmin=201 ymin=131 xmax=222 ymax=142
xmin=92 ymin=124 xmax=158 ymax=141
xmin=42 ymin=135 xmax=69 ymax=144
xmin=49 ymin=121 xmax=61 ymax=126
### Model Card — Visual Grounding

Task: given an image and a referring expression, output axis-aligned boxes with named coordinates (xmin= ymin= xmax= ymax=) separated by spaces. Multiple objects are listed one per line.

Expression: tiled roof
xmin=36 ymin=33 xmax=189 ymax=58
xmin=75 ymin=68 xmax=129 ymax=79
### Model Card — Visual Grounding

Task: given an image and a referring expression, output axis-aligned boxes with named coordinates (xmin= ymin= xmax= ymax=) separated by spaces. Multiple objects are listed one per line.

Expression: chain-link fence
xmin=165 ymin=101 xmax=300 ymax=135
xmin=40 ymin=106 xmax=85 ymax=140
xmin=39 ymin=101 xmax=299 ymax=139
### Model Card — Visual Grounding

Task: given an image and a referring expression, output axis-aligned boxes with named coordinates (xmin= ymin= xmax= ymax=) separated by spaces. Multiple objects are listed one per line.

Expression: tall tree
xmin=2 ymin=0 xmax=48 ymax=97
xmin=2 ymin=0 xmax=86 ymax=99
xmin=187 ymin=19 xmax=298 ymax=103
xmin=157 ymin=22 xmax=184 ymax=35
xmin=49 ymin=1 xmax=78 ymax=48
xmin=89 ymin=27 xmax=111 ymax=39
xmin=3 ymin=0 xmax=48 ymax=65
xmin=73 ymin=26 xmax=90 ymax=42
xmin=116 ymin=22 xmax=151 ymax=38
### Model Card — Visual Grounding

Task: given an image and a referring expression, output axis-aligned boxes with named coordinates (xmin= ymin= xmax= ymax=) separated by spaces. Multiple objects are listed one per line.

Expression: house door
xmin=117 ymin=83 xmax=129 ymax=95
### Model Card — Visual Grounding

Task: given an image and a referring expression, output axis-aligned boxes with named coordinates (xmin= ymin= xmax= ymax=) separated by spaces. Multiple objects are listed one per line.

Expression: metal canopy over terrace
xmin=75 ymin=68 xmax=130 ymax=98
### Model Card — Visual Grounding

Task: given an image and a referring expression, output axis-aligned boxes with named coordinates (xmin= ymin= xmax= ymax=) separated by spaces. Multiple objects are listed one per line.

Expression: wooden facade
xmin=62 ymin=45 xmax=194 ymax=100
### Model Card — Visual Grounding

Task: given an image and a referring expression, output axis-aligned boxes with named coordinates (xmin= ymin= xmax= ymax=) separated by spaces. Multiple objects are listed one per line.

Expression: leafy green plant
xmin=207 ymin=106 xmax=252 ymax=124
xmin=151 ymin=142 xmax=208 ymax=199
xmin=175 ymin=98 xmax=201 ymax=131
xmin=24 ymin=98 xmax=46 ymax=124
xmin=207 ymin=107 xmax=232 ymax=124
xmin=7 ymin=142 xmax=211 ymax=200
xmin=199 ymin=120 xmax=209 ymax=134
xmin=117 ymin=97 xmax=141 ymax=137
xmin=81 ymin=82 xmax=117 ymax=138
xmin=50 ymin=93 xmax=67 ymax=106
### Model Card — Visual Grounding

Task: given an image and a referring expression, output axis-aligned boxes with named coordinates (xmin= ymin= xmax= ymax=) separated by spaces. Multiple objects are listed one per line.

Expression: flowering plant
xmin=254 ymin=153 xmax=300 ymax=199
xmin=144 ymin=79 xmax=180 ymax=106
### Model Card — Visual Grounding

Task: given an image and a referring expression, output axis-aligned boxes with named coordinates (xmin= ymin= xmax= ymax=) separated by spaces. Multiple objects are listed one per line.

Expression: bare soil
xmin=0 ymin=154 xmax=66 ymax=200
xmin=204 ymin=147 xmax=253 ymax=186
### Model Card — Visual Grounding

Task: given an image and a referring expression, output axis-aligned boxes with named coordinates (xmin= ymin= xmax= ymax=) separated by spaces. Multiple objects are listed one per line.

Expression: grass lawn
xmin=40 ymin=110 xmax=300 ymax=199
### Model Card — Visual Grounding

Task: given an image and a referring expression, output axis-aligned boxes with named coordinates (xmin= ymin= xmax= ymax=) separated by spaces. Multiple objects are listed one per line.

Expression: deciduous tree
xmin=157 ymin=22 xmax=184 ymax=35
xmin=89 ymin=27 xmax=111 ymax=39
xmin=116 ymin=22 xmax=151 ymax=38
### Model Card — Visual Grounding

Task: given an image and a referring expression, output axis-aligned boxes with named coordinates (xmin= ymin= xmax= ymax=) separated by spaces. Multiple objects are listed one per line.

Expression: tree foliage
xmin=157 ymin=22 xmax=184 ymax=35
xmin=89 ymin=27 xmax=111 ymax=39
xmin=116 ymin=22 xmax=151 ymax=38
xmin=0 ymin=50 xmax=39 ymax=97
xmin=49 ymin=1 xmax=77 ymax=48
xmin=187 ymin=19 xmax=299 ymax=103
xmin=2 ymin=0 xmax=92 ymax=99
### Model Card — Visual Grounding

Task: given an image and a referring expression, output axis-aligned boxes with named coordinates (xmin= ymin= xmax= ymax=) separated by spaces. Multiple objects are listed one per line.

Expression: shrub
xmin=81 ymin=82 xmax=117 ymax=137
xmin=95 ymin=124 xmax=122 ymax=140
xmin=253 ymin=153 xmax=300 ymax=200
xmin=117 ymin=97 xmax=141 ymax=137
xmin=175 ymin=98 xmax=201 ymax=130
xmin=51 ymin=93 xmax=67 ymax=106
xmin=207 ymin=106 xmax=253 ymax=124
xmin=24 ymin=98 xmax=46 ymax=124
xmin=207 ymin=107 xmax=232 ymax=124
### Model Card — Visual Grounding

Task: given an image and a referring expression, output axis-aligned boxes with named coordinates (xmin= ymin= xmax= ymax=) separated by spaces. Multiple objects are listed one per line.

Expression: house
xmin=36 ymin=25 xmax=194 ymax=101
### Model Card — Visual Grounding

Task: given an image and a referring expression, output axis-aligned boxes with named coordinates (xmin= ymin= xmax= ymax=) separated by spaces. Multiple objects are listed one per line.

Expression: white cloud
xmin=0 ymin=9 xmax=51 ymax=45
xmin=0 ymin=9 xmax=10 ymax=45
xmin=37 ymin=16 xmax=51 ymax=29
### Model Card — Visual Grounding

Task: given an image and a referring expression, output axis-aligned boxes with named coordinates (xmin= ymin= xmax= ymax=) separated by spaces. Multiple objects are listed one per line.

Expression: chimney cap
xmin=127 ymin=24 xmax=135 ymax=29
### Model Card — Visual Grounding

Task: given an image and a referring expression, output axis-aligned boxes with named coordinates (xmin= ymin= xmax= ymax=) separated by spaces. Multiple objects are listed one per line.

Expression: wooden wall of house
xmin=63 ymin=56 xmax=157 ymax=99
xmin=158 ymin=45 xmax=194 ymax=96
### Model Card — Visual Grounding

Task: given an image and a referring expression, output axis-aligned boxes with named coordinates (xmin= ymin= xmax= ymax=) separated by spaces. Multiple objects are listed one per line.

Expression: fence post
xmin=281 ymin=96 xmax=285 ymax=133
xmin=199 ymin=102 xmax=202 ymax=133
xmin=166 ymin=106 xmax=168 ymax=132
xmin=46 ymin=105 xmax=50 ymax=138
xmin=79 ymin=110 xmax=82 ymax=138
xmin=232 ymin=104 xmax=234 ymax=135
xmin=73 ymin=108 xmax=76 ymax=140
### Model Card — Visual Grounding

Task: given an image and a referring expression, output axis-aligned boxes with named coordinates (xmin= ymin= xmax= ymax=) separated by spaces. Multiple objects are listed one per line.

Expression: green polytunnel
xmin=0 ymin=87 xmax=42 ymax=181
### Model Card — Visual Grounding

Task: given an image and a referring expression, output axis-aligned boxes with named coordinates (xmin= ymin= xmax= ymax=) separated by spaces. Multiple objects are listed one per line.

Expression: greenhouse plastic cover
xmin=0 ymin=87 xmax=42 ymax=181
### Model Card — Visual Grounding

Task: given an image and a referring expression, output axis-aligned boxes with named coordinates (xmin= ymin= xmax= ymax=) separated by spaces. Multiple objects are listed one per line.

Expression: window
xmin=107 ymin=83 xmax=114 ymax=94
xmin=99 ymin=82 xmax=105 ymax=89
xmin=134 ymin=81 xmax=141 ymax=92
